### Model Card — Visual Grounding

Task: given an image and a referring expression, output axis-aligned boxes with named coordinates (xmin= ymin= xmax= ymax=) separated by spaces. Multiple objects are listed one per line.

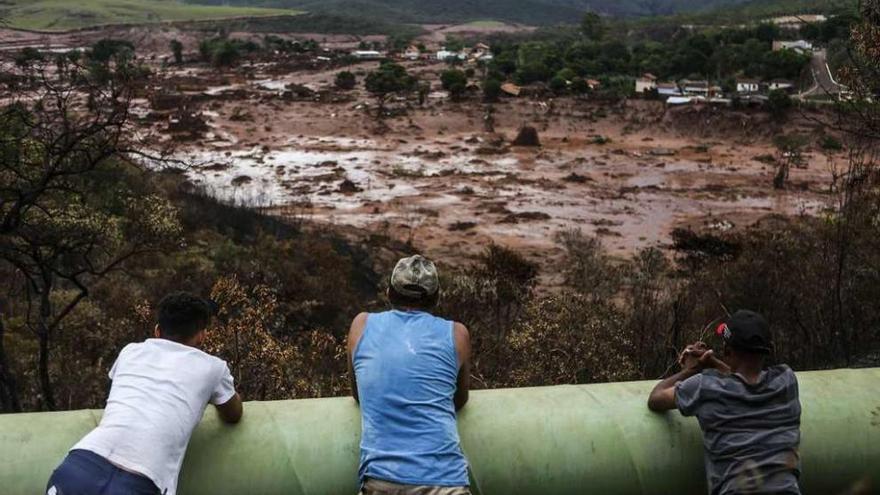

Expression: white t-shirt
xmin=74 ymin=338 xmax=236 ymax=495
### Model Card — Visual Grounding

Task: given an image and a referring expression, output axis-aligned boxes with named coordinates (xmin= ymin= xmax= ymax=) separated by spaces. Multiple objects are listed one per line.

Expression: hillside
xmin=186 ymin=0 xmax=844 ymax=24
xmin=187 ymin=0 xmax=858 ymax=25
xmin=0 ymin=0 xmax=298 ymax=31
xmin=701 ymin=0 xmax=857 ymax=20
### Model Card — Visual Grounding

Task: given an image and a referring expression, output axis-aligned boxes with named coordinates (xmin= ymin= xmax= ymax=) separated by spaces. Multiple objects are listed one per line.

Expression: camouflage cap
xmin=391 ymin=255 xmax=440 ymax=298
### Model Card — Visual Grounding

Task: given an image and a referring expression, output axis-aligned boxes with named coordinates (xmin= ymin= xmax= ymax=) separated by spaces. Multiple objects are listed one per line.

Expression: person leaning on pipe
xmin=647 ymin=310 xmax=802 ymax=495
xmin=46 ymin=292 xmax=243 ymax=495
xmin=347 ymin=255 xmax=473 ymax=495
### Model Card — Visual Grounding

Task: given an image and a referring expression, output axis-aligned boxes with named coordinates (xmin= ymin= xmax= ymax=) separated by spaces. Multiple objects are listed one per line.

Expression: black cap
xmin=716 ymin=310 xmax=772 ymax=354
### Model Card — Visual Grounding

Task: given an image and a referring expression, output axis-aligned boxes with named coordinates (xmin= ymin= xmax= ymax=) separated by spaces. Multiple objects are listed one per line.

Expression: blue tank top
xmin=353 ymin=310 xmax=469 ymax=486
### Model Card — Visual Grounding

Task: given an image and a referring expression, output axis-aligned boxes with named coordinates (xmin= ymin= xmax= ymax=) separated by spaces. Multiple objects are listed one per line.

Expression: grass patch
xmin=459 ymin=20 xmax=508 ymax=28
xmin=204 ymin=12 xmax=424 ymax=37
xmin=0 ymin=0 xmax=299 ymax=31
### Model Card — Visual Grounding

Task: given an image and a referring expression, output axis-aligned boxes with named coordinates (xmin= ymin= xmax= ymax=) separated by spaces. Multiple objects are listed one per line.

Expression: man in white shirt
xmin=46 ymin=292 xmax=243 ymax=495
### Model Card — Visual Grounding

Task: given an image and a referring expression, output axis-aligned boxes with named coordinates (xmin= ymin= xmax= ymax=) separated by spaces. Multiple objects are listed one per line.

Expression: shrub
xmin=821 ymin=135 xmax=844 ymax=151
xmin=335 ymin=71 xmax=357 ymax=90
xmin=483 ymin=78 xmax=502 ymax=102
xmin=767 ymin=89 xmax=793 ymax=118
xmin=440 ymin=69 xmax=468 ymax=100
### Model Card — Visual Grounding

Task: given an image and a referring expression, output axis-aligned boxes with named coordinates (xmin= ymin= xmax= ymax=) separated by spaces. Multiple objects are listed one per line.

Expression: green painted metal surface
xmin=1 ymin=368 xmax=878 ymax=494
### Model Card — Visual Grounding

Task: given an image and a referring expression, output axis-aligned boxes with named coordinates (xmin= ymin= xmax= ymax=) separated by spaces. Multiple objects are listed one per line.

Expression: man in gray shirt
xmin=647 ymin=310 xmax=801 ymax=495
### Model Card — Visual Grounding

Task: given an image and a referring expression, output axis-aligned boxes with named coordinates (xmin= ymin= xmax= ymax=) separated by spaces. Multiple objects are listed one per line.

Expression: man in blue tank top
xmin=347 ymin=255 xmax=472 ymax=495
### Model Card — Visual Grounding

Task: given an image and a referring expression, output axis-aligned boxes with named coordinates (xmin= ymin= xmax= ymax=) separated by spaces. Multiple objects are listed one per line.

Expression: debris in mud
xmin=229 ymin=108 xmax=254 ymax=122
xmin=595 ymin=227 xmax=622 ymax=237
xmin=168 ymin=110 xmax=209 ymax=140
xmin=671 ymin=228 xmax=741 ymax=258
xmin=475 ymin=135 xmax=509 ymax=155
xmin=411 ymin=150 xmax=446 ymax=160
xmin=338 ymin=179 xmax=362 ymax=194
xmin=448 ymin=221 xmax=477 ymax=231
xmin=592 ymin=218 xmax=622 ymax=227
xmin=512 ymin=126 xmax=541 ymax=147
xmin=499 ymin=211 xmax=552 ymax=223
xmin=562 ymin=173 xmax=592 ymax=184
xmin=281 ymin=84 xmax=315 ymax=100
xmin=649 ymin=148 xmax=676 ymax=157
xmin=150 ymin=92 xmax=190 ymax=111
xmin=202 ymin=163 xmax=231 ymax=172
xmin=231 ymin=175 xmax=253 ymax=186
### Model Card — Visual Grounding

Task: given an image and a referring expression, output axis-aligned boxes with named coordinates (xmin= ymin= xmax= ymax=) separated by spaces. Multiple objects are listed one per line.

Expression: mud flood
xmin=117 ymin=47 xmax=842 ymax=271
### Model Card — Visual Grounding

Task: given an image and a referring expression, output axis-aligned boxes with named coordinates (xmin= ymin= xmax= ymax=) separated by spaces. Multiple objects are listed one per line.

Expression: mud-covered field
xmin=1 ymin=24 xmax=844 ymax=273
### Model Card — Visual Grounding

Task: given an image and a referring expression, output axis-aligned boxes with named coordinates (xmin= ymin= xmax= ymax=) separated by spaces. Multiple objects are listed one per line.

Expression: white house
xmin=352 ymin=50 xmax=383 ymax=60
xmin=471 ymin=43 xmax=491 ymax=59
xmin=635 ymin=73 xmax=658 ymax=94
xmin=436 ymin=49 xmax=466 ymax=61
xmin=736 ymin=79 xmax=760 ymax=94
xmin=772 ymin=40 xmax=813 ymax=54
xmin=657 ymin=82 xmax=682 ymax=97
xmin=768 ymin=79 xmax=796 ymax=92
xmin=403 ymin=45 xmax=421 ymax=60
xmin=769 ymin=15 xmax=827 ymax=29
xmin=682 ymin=80 xmax=710 ymax=96
xmin=471 ymin=52 xmax=493 ymax=63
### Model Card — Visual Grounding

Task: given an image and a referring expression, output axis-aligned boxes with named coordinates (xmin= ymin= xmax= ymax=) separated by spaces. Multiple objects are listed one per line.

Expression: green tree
xmin=444 ymin=36 xmax=465 ymax=52
xmin=14 ymin=47 xmax=43 ymax=69
xmin=550 ymin=75 xmax=568 ymax=94
xmin=212 ymin=40 xmax=241 ymax=68
xmin=441 ymin=69 xmax=468 ymax=100
xmin=335 ymin=71 xmax=357 ymax=90
xmin=772 ymin=134 xmax=808 ymax=189
xmin=0 ymin=57 xmax=180 ymax=411
xmin=364 ymin=62 xmax=417 ymax=119
xmin=483 ymin=78 xmax=503 ymax=103
xmin=88 ymin=39 xmax=134 ymax=64
xmin=767 ymin=89 xmax=793 ymax=118
xmin=581 ymin=12 xmax=606 ymax=42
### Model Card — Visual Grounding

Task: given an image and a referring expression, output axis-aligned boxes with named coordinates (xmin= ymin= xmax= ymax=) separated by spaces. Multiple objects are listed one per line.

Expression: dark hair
xmin=388 ymin=285 xmax=439 ymax=311
xmin=157 ymin=292 xmax=213 ymax=340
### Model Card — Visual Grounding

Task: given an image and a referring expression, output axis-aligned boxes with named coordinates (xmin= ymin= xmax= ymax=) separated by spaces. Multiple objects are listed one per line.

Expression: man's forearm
xmin=648 ymin=367 xmax=700 ymax=411
xmin=659 ymin=367 xmax=699 ymax=391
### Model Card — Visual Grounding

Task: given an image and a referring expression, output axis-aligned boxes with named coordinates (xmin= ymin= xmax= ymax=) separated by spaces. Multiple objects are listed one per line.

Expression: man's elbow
xmin=224 ymin=409 xmax=243 ymax=424
xmin=646 ymin=392 xmax=674 ymax=412
xmin=216 ymin=396 xmax=244 ymax=424
xmin=647 ymin=395 xmax=664 ymax=412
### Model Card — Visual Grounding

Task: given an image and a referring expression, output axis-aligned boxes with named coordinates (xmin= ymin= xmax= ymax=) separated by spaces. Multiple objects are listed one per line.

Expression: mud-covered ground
xmin=0 ymin=25 xmax=844 ymax=275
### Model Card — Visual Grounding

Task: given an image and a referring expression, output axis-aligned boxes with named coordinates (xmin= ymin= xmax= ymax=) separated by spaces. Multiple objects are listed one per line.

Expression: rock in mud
xmin=231 ymin=175 xmax=253 ymax=187
xmin=338 ymin=179 xmax=363 ymax=194
xmin=512 ymin=126 xmax=541 ymax=147
xmin=500 ymin=211 xmax=552 ymax=223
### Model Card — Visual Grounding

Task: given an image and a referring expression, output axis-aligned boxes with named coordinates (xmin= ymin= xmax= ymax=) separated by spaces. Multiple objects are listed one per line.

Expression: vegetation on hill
xmin=185 ymin=0 xmax=857 ymax=25
xmin=701 ymin=0 xmax=857 ymax=22
xmin=197 ymin=13 xmax=423 ymax=38
xmin=480 ymin=14 xmax=812 ymax=98
xmin=0 ymin=0 xmax=297 ymax=31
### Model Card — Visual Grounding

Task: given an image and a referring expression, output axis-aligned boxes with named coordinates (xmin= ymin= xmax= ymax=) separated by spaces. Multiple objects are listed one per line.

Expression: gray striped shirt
xmin=676 ymin=365 xmax=802 ymax=495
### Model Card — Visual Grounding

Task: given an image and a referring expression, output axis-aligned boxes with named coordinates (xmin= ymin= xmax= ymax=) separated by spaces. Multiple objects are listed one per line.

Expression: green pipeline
xmin=1 ymin=368 xmax=878 ymax=495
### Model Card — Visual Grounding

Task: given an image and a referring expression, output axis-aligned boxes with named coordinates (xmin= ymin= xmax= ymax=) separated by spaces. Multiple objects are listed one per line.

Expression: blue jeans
xmin=47 ymin=450 xmax=161 ymax=495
